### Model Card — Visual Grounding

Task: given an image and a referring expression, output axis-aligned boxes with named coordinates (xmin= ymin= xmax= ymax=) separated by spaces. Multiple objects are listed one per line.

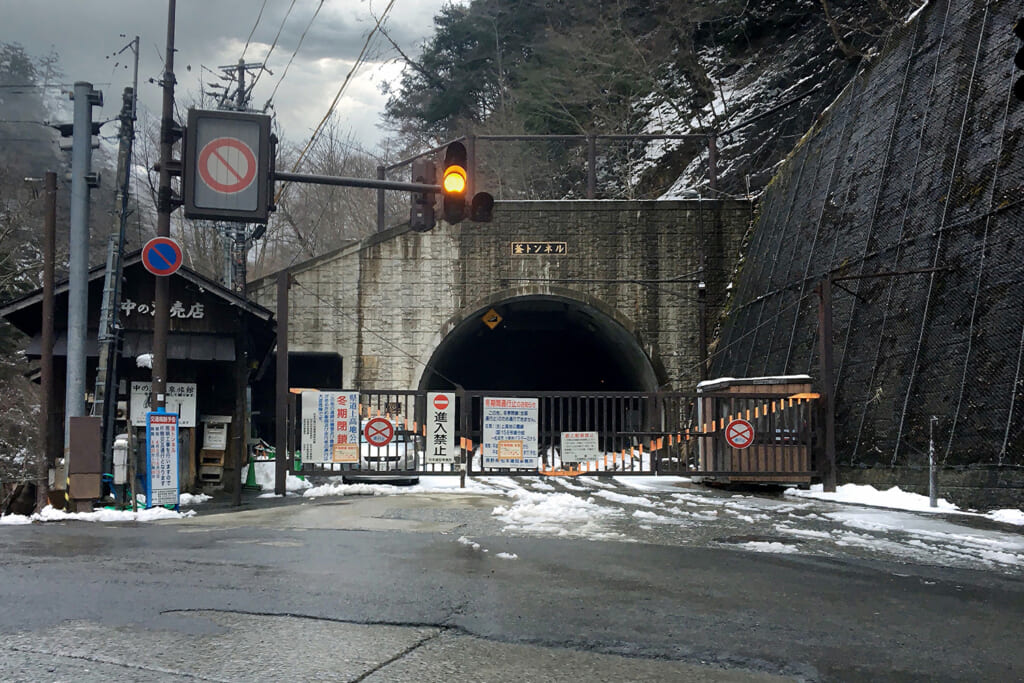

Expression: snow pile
xmin=784 ymin=483 xmax=959 ymax=512
xmin=0 ymin=504 xmax=196 ymax=524
xmin=457 ymin=535 xmax=482 ymax=550
xmin=492 ymin=489 xmax=625 ymax=540
xmin=249 ymin=460 xmax=312 ymax=494
xmin=0 ymin=513 xmax=33 ymax=525
xmin=986 ymin=509 xmax=1024 ymax=526
xmin=495 ymin=552 xmax=518 ymax=560
xmin=738 ymin=541 xmax=801 ymax=555
xmin=179 ymin=493 xmax=212 ymax=506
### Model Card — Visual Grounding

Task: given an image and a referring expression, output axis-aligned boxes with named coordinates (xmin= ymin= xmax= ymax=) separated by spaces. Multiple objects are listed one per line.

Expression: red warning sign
xmin=197 ymin=137 xmax=257 ymax=194
xmin=364 ymin=417 xmax=394 ymax=448
xmin=432 ymin=394 xmax=450 ymax=411
xmin=725 ymin=419 xmax=755 ymax=449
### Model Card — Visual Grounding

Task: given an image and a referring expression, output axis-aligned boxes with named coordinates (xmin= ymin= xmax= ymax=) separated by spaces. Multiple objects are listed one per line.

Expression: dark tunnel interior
xmin=420 ymin=297 xmax=657 ymax=392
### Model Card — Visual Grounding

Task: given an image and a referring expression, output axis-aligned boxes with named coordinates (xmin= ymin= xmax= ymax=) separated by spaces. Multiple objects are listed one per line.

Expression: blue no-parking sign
xmin=142 ymin=236 xmax=183 ymax=276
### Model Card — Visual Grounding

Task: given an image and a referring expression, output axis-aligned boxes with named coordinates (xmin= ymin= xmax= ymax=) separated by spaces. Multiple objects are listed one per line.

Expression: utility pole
xmin=208 ymin=58 xmax=264 ymax=505
xmin=153 ymin=0 xmax=178 ymax=413
xmin=92 ymin=37 xmax=139 ymax=492
xmin=37 ymin=171 xmax=57 ymax=512
xmin=64 ymin=82 xmax=102 ymax=446
xmin=209 ymin=59 xmax=264 ymax=292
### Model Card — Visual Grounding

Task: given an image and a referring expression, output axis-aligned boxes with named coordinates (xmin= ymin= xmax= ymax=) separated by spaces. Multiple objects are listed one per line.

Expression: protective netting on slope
xmin=712 ymin=0 xmax=1024 ymax=469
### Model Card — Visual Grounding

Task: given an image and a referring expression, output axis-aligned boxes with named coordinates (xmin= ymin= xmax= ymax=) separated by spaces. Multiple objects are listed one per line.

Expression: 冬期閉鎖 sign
xmin=482 ymin=397 xmax=538 ymax=469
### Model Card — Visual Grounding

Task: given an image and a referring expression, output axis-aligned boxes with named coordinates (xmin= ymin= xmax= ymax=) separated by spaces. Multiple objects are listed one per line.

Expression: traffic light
xmin=470 ymin=191 xmax=494 ymax=222
xmin=1015 ymin=17 xmax=1024 ymax=101
xmin=409 ymin=158 xmax=436 ymax=232
xmin=441 ymin=142 xmax=468 ymax=224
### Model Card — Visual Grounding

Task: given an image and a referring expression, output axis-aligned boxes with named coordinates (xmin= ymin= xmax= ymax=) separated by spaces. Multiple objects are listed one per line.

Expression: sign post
xmin=427 ymin=392 xmax=456 ymax=465
xmin=300 ymin=391 xmax=360 ymax=465
xmin=482 ymin=397 xmax=539 ymax=469
xmin=145 ymin=409 xmax=179 ymax=508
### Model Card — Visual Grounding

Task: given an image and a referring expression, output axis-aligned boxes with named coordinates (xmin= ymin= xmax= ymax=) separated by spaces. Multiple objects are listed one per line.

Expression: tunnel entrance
xmin=419 ymin=296 xmax=658 ymax=392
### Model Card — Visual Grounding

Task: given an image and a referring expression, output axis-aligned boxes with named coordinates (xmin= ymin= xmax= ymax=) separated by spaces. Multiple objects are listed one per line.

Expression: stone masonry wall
xmin=252 ymin=199 xmax=750 ymax=393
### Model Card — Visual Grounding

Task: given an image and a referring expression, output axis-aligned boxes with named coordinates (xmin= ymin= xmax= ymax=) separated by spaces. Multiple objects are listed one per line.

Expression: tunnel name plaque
xmin=511 ymin=241 xmax=567 ymax=255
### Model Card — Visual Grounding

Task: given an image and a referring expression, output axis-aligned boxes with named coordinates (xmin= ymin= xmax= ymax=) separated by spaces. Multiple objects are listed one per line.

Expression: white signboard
xmin=131 ymin=382 xmax=197 ymax=427
xmin=560 ymin=431 xmax=599 ymax=464
xmin=300 ymin=391 xmax=360 ymax=465
xmin=427 ymin=392 xmax=456 ymax=464
xmin=146 ymin=411 xmax=179 ymax=507
xmin=482 ymin=397 xmax=538 ymax=469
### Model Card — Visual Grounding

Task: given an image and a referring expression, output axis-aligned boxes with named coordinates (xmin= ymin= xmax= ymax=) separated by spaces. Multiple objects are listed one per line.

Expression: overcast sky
xmin=1 ymin=0 xmax=450 ymax=156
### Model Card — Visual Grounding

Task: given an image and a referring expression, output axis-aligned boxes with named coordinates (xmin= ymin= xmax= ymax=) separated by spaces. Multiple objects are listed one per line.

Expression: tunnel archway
xmin=418 ymin=295 xmax=659 ymax=392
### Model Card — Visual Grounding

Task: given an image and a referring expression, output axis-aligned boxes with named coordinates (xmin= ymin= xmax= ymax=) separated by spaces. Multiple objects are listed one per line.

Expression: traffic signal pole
xmin=273 ymin=171 xmax=441 ymax=194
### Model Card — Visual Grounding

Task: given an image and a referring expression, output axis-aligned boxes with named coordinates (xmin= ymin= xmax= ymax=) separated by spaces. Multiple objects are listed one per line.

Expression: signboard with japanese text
xmin=300 ymin=390 xmax=361 ymax=465
xmin=482 ymin=397 xmax=538 ymax=469
xmin=427 ymin=392 xmax=456 ymax=464
xmin=560 ymin=431 xmax=599 ymax=464
xmin=145 ymin=411 xmax=179 ymax=507
xmin=130 ymin=382 xmax=197 ymax=427
xmin=511 ymin=241 xmax=567 ymax=256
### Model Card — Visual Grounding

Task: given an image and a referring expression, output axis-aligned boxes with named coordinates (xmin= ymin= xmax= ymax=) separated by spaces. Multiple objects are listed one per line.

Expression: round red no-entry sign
xmin=142 ymin=237 xmax=183 ymax=276
xmin=725 ymin=419 xmax=755 ymax=449
xmin=432 ymin=394 xmax=450 ymax=411
xmin=364 ymin=417 xmax=394 ymax=448
xmin=197 ymin=137 xmax=257 ymax=194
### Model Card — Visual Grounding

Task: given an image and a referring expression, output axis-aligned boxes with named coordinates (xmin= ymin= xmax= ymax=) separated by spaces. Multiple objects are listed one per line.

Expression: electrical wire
xmin=275 ymin=0 xmax=398 ymax=206
xmin=256 ymin=0 xmax=298 ymax=81
xmin=291 ymin=279 xmax=462 ymax=388
xmin=259 ymin=0 xmax=325 ymax=111
xmin=239 ymin=0 xmax=270 ymax=61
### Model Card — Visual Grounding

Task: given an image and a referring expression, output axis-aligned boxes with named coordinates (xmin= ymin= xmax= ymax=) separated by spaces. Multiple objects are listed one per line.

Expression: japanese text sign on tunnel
xmin=183 ymin=109 xmax=272 ymax=223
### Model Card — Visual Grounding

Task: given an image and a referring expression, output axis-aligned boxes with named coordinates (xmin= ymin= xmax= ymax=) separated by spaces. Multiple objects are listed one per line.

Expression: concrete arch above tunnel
xmin=418 ymin=294 xmax=659 ymax=393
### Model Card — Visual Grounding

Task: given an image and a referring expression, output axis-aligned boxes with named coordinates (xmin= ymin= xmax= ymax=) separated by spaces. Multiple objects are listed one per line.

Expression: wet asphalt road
xmin=0 ymin=483 xmax=1022 ymax=682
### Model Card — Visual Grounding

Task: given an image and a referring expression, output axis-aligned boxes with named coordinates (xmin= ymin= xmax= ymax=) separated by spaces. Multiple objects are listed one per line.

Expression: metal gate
xmin=293 ymin=389 xmax=820 ymax=482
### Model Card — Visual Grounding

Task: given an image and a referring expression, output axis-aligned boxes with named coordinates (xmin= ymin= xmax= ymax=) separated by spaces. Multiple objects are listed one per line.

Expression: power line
xmin=260 ymin=0 xmax=325 ymax=112
xmin=239 ymin=0 xmax=270 ymax=61
xmin=275 ymin=0 xmax=398 ymax=205
xmin=258 ymin=0 xmax=298 ymax=76
xmin=292 ymin=279 xmax=461 ymax=388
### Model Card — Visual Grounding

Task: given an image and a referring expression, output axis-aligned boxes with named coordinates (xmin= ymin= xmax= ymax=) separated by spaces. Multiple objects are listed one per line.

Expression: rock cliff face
xmin=710 ymin=0 xmax=1024 ymax=504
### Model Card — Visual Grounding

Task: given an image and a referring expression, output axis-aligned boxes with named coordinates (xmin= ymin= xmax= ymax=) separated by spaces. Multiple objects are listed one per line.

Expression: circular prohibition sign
xmin=724 ymin=418 xmax=755 ymax=450
xmin=432 ymin=394 xmax=450 ymax=411
xmin=197 ymin=137 xmax=257 ymax=194
xmin=364 ymin=417 xmax=395 ymax=448
xmin=141 ymin=236 xmax=183 ymax=276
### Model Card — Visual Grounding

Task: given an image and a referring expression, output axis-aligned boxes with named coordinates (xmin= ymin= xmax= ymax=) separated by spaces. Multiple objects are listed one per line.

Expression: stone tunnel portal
xmin=419 ymin=296 xmax=659 ymax=393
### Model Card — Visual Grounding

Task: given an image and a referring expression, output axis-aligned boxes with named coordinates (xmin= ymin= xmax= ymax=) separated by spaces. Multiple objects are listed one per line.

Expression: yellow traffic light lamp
xmin=442 ymin=164 xmax=467 ymax=194
xmin=442 ymin=142 xmax=468 ymax=223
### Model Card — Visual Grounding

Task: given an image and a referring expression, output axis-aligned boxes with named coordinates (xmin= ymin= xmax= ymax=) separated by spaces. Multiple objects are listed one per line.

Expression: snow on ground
xmin=986 ymin=509 xmax=1024 ymax=526
xmin=784 ymin=483 xmax=959 ymax=512
xmin=179 ymin=493 xmax=212 ymax=507
xmin=492 ymin=488 xmax=627 ymax=541
xmin=2 ymin=470 xmax=1021 ymax=574
xmin=0 ymin=504 xmax=194 ymax=524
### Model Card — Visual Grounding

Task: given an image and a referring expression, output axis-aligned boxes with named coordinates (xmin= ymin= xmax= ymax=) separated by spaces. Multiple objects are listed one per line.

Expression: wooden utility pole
xmin=37 ymin=172 xmax=57 ymax=512
xmin=152 ymin=0 xmax=177 ymax=413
